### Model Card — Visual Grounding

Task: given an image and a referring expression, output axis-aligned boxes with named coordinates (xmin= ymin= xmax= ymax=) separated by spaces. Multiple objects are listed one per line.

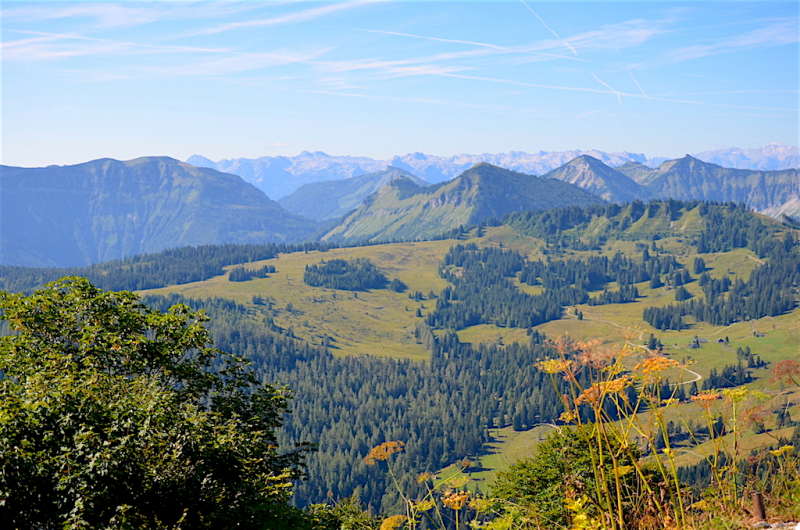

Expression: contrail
xmin=591 ymin=72 xmax=622 ymax=104
xmin=629 ymin=71 xmax=667 ymax=109
xmin=519 ymin=0 xmax=578 ymax=56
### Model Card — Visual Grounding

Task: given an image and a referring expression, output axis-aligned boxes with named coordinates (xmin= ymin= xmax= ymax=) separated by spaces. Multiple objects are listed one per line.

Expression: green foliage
xmin=0 ymin=242 xmax=337 ymax=294
xmin=230 ymin=264 xmax=276 ymax=282
xmin=388 ymin=278 xmax=408 ymax=292
xmin=303 ymin=258 xmax=388 ymax=291
xmin=0 ymin=277 xmax=309 ymax=530
xmin=492 ymin=428 xmax=644 ymax=528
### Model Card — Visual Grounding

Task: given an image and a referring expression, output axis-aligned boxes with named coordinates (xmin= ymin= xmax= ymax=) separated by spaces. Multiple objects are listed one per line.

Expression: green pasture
xmin=140 ymin=240 xmax=454 ymax=361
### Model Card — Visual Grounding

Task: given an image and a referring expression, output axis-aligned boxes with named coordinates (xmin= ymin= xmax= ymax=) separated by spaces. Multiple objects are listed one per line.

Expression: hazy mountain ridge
xmin=277 ymin=167 xmax=429 ymax=221
xmin=1 ymin=157 xmax=318 ymax=267
xmin=693 ymin=143 xmax=798 ymax=171
xmin=188 ymin=145 xmax=797 ymax=199
xmin=320 ymin=163 xmax=602 ymax=243
xmin=616 ymin=156 xmax=800 ymax=212
xmin=541 ymin=155 xmax=649 ymax=203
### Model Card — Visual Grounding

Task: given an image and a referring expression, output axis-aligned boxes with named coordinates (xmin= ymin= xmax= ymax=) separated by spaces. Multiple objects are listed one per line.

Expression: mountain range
xmin=320 ymin=163 xmax=602 ymax=243
xmin=277 ymin=167 xmax=429 ymax=221
xmin=3 ymin=150 xmax=799 ymax=267
xmin=188 ymin=144 xmax=798 ymax=199
xmin=0 ymin=157 xmax=316 ymax=267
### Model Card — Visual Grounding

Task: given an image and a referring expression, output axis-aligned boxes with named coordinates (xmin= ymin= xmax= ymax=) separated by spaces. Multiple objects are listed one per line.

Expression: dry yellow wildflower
xmin=722 ymin=387 xmax=748 ymax=403
xmin=559 ymin=410 xmax=577 ymax=423
xmin=442 ymin=491 xmax=470 ymax=510
xmin=364 ymin=441 xmax=405 ymax=465
xmin=537 ymin=358 xmax=574 ymax=374
xmin=414 ymin=499 xmax=435 ymax=512
xmin=550 ymin=334 xmax=573 ymax=356
xmin=575 ymin=376 xmax=631 ymax=406
xmin=417 ymin=472 xmax=434 ymax=484
xmin=469 ymin=497 xmax=495 ymax=513
xmin=380 ymin=515 xmax=407 ymax=530
xmin=575 ymin=340 xmax=618 ymax=369
xmin=634 ymin=356 xmax=680 ymax=375
xmin=445 ymin=475 xmax=469 ymax=488
xmin=769 ymin=445 xmax=795 ymax=457
xmin=690 ymin=392 xmax=721 ymax=409
xmin=661 ymin=398 xmax=680 ymax=407
xmin=750 ymin=390 xmax=771 ymax=403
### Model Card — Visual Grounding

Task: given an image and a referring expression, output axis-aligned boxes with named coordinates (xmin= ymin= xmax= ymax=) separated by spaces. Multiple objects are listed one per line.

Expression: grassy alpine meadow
xmin=139 ymin=240 xmax=454 ymax=361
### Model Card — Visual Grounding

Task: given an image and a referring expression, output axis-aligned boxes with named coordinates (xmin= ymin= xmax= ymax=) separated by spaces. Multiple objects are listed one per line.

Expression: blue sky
xmin=2 ymin=1 xmax=798 ymax=167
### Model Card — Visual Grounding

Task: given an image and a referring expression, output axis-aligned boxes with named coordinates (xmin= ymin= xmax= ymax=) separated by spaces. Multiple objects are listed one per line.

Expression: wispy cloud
xmin=185 ymin=1 xmax=377 ymax=37
xmin=434 ymin=72 xmax=798 ymax=113
xmin=305 ymin=89 xmax=525 ymax=112
xmin=356 ymin=28 xmax=591 ymax=64
xmin=2 ymin=30 xmax=232 ymax=61
xmin=2 ymin=2 xmax=261 ymax=29
xmin=143 ymin=49 xmax=329 ymax=78
xmin=662 ymin=19 xmax=798 ymax=63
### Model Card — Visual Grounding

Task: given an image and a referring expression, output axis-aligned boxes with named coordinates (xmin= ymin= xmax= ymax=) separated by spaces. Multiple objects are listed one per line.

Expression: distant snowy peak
xmin=693 ymin=144 xmax=799 ymax=171
xmin=186 ymin=144 xmax=798 ymax=199
xmin=388 ymin=150 xmax=653 ymax=182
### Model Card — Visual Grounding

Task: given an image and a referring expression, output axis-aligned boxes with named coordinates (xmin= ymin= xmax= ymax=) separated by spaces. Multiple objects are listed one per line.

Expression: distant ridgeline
xmin=0 ymin=242 xmax=336 ymax=294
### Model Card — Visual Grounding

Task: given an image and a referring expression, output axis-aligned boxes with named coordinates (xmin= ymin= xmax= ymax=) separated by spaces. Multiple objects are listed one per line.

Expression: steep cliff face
xmin=319 ymin=163 xmax=601 ymax=243
xmin=1 ymin=157 xmax=317 ymax=267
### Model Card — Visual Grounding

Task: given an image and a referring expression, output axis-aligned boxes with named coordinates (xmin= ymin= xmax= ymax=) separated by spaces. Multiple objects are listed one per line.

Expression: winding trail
xmin=581 ymin=313 xmax=703 ymax=386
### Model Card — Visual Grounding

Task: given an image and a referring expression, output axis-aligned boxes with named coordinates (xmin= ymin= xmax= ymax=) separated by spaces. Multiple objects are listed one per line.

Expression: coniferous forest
xmin=2 ymin=199 xmax=800 ymax=527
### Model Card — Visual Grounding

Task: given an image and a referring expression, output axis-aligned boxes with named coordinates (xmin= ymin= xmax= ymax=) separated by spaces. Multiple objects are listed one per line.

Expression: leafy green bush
xmin=0 ymin=277 xmax=310 ymax=530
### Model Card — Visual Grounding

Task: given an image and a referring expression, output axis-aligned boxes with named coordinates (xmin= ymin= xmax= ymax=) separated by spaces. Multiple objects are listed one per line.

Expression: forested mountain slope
xmin=320 ymin=163 xmax=601 ymax=243
xmin=0 ymin=157 xmax=318 ymax=267
xmin=277 ymin=167 xmax=429 ymax=220
xmin=3 ymin=200 xmax=799 ymax=516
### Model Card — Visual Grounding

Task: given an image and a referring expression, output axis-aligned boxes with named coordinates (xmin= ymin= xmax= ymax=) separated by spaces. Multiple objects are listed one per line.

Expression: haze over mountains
xmin=277 ymin=167 xmax=429 ymax=221
xmin=320 ymin=163 xmax=602 ymax=243
xmin=188 ymin=144 xmax=798 ymax=200
xmin=0 ymin=157 xmax=316 ymax=267
xmin=3 ymin=148 xmax=799 ymax=268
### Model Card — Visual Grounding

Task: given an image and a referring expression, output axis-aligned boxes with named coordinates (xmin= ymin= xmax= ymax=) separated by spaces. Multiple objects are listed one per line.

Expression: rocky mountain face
xmin=188 ymin=145 xmax=797 ymax=199
xmin=320 ymin=163 xmax=601 ymax=243
xmin=617 ymin=156 xmax=800 ymax=212
xmin=541 ymin=155 xmax=649 ymax=203
xmin=278 ymin=167 xmax=429 ymax=221
xmin=1 ymin=157 xmax=318 ymax=267
xmin=186 ymin=152 xmax=386 ymax=201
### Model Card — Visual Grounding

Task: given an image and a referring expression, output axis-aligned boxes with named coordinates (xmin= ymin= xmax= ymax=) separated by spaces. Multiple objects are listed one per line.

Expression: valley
xmin=127 ymin=201 xmax=800 ymax=511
